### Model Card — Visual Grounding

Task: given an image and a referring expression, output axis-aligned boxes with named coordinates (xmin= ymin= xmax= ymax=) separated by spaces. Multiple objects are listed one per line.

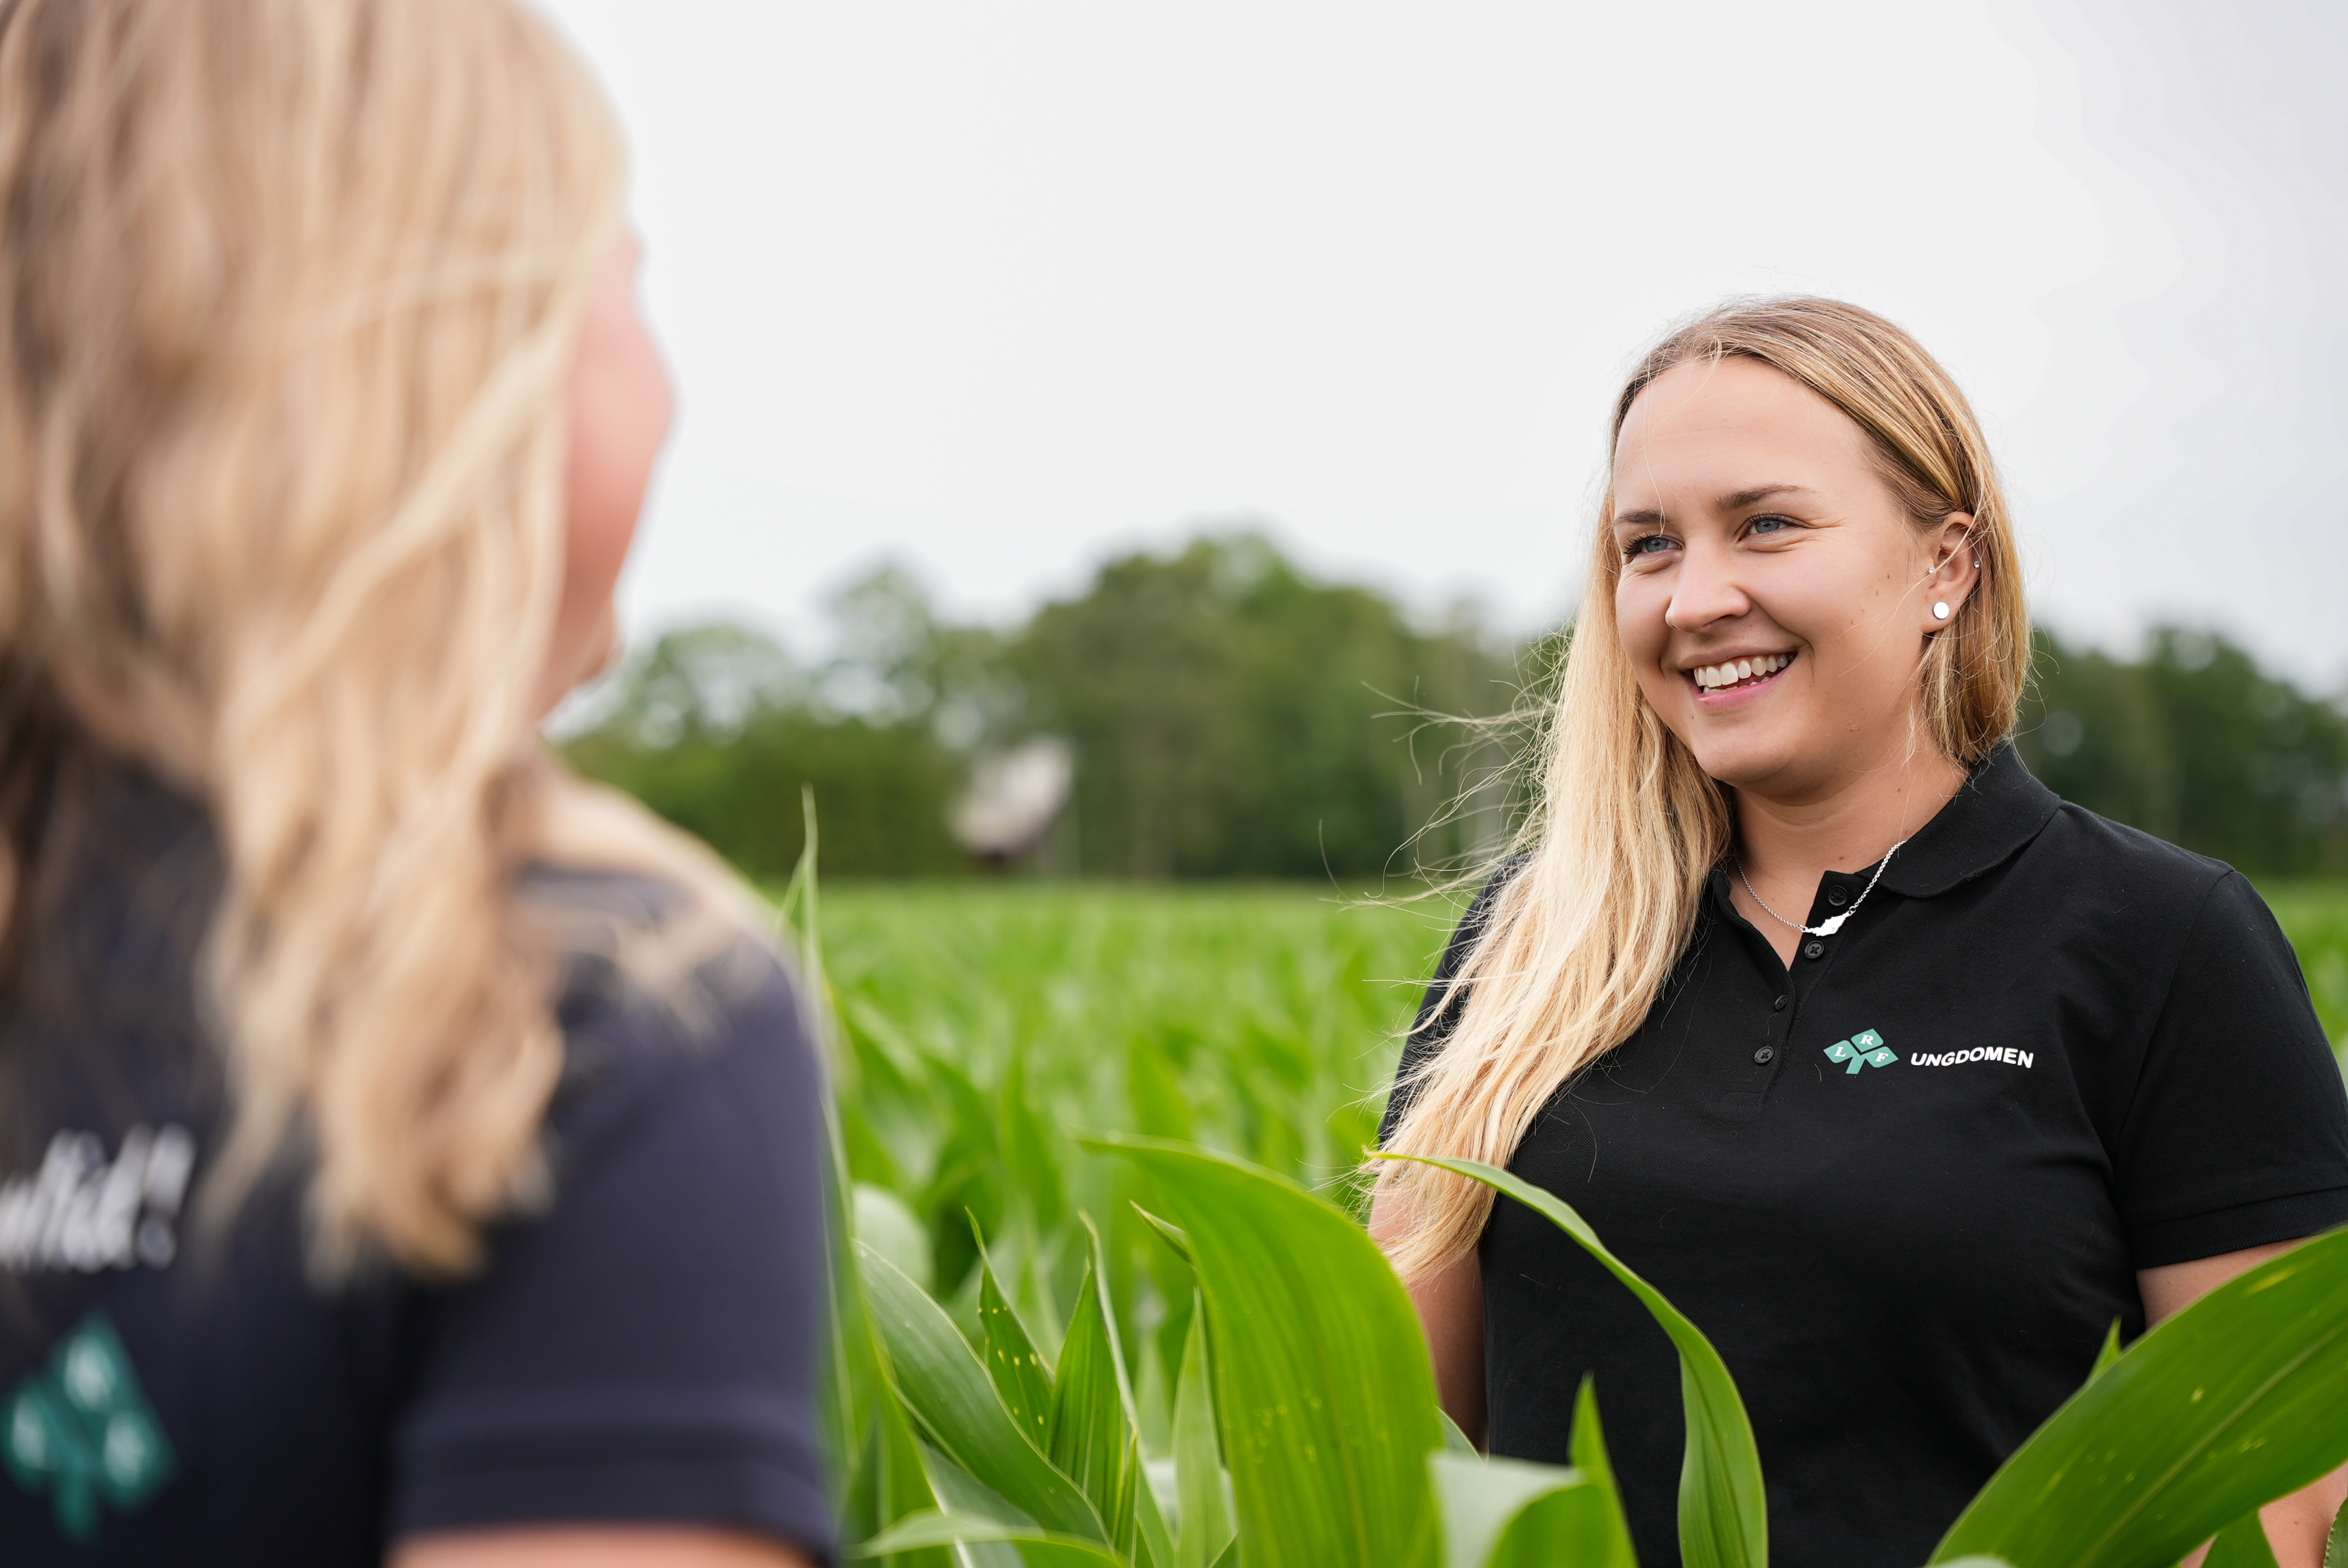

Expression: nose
xmin=1665 ymin=539 xmax=1750 ymax=632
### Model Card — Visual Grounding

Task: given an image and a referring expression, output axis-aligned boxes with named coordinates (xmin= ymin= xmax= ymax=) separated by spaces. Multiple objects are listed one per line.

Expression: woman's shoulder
xmin=2020 ymin=801 xmax=2304 ymax=1005
xmin=521 ymin=864 xmax=817 ymax=1115
xmin=397 ymin=868 xmax=834 ymax=1557
xmin=2028 ymin=798 xmax=2245 ymax=906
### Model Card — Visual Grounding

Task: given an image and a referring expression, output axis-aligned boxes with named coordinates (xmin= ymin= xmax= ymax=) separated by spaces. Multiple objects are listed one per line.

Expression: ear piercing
xmin=1932 ymin=602 xmax=1951 ymax=621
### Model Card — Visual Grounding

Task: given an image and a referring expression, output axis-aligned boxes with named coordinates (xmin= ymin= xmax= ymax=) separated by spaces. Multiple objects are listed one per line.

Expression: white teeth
xmin=1693 ymin=653 xmax=1793 ymax=690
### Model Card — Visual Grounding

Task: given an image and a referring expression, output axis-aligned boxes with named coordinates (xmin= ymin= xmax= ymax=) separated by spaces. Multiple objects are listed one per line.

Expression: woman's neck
xmin=1728 ymin=741 xmax=1967 ymax=966
xmin=1737 ymin=750 xmax=1966 ymax=875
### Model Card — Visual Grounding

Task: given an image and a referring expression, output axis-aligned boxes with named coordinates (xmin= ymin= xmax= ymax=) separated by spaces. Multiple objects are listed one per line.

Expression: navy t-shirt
xmin=0 ymin=775 xmax=834 ymax=1562
xmin=1383 ymin=745 xmax=2348 ymax=1567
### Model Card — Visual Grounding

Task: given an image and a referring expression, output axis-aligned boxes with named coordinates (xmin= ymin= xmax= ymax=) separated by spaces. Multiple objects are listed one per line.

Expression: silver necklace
xmin=1736 ymin=838 xmax=1907 ymax=938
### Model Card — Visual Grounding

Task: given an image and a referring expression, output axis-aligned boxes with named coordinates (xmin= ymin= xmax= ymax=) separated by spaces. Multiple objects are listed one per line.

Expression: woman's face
xmin=538 ymin=235 xmax=673 ymax=716
xmin=1609 ymin=355 xmax=1976 ymax=801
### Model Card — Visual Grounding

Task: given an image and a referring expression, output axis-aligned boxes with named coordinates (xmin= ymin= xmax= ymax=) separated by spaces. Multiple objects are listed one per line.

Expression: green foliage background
xmin=2016 ymin=627 xmax=2348 ymax=875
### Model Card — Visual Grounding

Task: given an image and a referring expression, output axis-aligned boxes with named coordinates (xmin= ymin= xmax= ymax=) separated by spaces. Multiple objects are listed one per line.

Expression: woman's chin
xmin=1685 ymin=732 xmax=1813 ymax=796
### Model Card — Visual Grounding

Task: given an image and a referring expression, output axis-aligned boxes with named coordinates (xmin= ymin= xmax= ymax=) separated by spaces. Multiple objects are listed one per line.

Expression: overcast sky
xmin=538 ymin=0 xmax=2348 ymax=690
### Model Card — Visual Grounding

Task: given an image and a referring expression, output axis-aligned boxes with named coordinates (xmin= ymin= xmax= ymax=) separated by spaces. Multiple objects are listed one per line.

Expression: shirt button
xmin=1827 ymin=885 xmax=1850 ymax=907
xmin=1753 ymin=1046 xmax=1775 ymax=1064
xmin=1771 ymin=994 xmax=1787 ymax=1011
xmin=1803 ymin=940 xmax=1825 ymax=960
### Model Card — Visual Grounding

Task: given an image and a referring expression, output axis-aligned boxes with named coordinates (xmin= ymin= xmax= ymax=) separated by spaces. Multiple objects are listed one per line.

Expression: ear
xmin=1922 ymin=513 xmax=1980 ymax=628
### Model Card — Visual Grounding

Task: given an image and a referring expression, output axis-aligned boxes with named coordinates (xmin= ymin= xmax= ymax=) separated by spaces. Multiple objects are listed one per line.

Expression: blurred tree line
xmin=2014 ymin=626 xmax=2348 ymax=875
xmin=563 ymin=533 xmax=1522 ymax=881
xmin=564 ymin=532 xmax=2348 ymax=879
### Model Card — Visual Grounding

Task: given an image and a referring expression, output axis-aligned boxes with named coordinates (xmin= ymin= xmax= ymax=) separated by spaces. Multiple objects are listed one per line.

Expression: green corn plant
xmin=836 ymin=1126 xmax=2348 ymax=1568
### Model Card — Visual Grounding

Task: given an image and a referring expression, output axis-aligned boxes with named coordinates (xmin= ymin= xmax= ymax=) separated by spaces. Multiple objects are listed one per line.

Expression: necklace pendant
xmin=1811 ymin=912 xmax=1850 ymax=937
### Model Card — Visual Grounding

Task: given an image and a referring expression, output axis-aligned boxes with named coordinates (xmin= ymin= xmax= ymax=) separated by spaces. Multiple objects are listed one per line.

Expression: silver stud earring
xmin=1932 ymin=601 xmax=1951 ymax=621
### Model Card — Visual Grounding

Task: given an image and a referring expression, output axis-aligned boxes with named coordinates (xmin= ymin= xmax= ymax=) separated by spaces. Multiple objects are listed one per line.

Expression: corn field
xmin=788 ymin=866 xmax=2348 ymax=1567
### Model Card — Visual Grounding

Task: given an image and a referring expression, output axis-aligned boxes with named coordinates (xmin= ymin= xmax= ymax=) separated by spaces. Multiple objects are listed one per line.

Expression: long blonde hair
xmin=0 ymin=0 xmax=756 ymax=1278
xmin=1374 ymin=298 xmax=2030 ymax=1283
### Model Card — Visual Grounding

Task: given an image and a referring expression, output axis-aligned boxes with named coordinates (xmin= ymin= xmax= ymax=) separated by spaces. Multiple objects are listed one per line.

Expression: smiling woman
xmin=1368 ymin=298 xmax=2348 ymax=1567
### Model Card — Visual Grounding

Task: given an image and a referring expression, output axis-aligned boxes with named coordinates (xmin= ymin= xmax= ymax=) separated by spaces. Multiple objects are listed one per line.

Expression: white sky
xmin=538 ymin=0 xmax=2348 ymax=689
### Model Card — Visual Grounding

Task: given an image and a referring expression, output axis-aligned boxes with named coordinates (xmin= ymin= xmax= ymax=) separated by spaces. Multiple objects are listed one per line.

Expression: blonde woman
xmin=0 ymin=2 xmax=826 ymax=1564
xmin=1372 ymin=299 xmax=2348 ymax=1567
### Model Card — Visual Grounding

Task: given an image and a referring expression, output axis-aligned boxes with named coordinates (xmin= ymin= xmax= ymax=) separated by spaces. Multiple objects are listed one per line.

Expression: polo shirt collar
xmin=1873 ymin=740 xmax=2060 ymax=898
xmin=1705 ymin=741 xmax=2061 ymax=909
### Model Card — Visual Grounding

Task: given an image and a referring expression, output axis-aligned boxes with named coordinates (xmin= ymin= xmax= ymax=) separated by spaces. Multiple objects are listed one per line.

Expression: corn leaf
xmin=1484 ymin=1483 xmax=1622 ymax=1568
xmin=840 ymin=1389 xmax=956 ymax=1568
xmin=2206 ymin=1513 xmax=2282 ymax=1568
xmin=2087 ymin=1319 xmax=2123 ymax=1386
xmin=1932 ymin=1226 xmax=2348 ymax=1568
xmin=1428 ymin=1451 xmax=1588 ymax=1568
xmin=1049 ymin=1243 xmax=1148 ymax=1561
xmin=977 ymin=1236 xmax=1054 ymax=1451
xmin=1089 ymin=1135 xmax=1443 ymax=1568
xmin=1439 ymin=1413 xmax=1478 ymax=1456
xmin=1569 ymin=1376 xmax=1639 ymax=1568
xmin=1172 ymin=1298 xmax=1234 ymax=1568
xmin=857 ymin=1242 xmax=1110 ymax=1544
xmin=1391 ymin=1154 xmax=1764 ymax=1568
xmin=916 ymin=1445 xmax=1028 ymax=1568
xmin=2329 ymin=1497 xmax=2348 ymax=1568
xmin=1131 ymin=1205 xmax=1193 ymax=1267
xmin=854 ymin=1511 xmax=1130 ymax=1566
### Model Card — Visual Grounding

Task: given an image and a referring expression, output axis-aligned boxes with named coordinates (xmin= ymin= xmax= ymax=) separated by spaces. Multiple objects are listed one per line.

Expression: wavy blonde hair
xmin=0 ymin=0 xmax=758 ymax=1278
xmin=1374 ymin=298 xmax=2030 ymax=1283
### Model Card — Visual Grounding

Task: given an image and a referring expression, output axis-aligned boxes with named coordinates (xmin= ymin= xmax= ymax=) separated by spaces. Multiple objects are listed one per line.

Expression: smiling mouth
xmin=1688 ymin=651 xmax=1795 ymax=694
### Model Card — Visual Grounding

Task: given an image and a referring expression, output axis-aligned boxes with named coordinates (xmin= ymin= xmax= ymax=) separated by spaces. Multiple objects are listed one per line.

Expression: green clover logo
xmin=1824 ymin=1028 xmax=1898 ymax=1076
xmin=3 ymin=1313 xmax=174 ymax=1544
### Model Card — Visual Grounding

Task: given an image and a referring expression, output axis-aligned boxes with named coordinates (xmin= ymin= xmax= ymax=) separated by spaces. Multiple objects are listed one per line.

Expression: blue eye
xmin=1624 ymin=534 xmax=1674 ymax=558
xmin=1749 ymin=514 xmax=1794 ymax=535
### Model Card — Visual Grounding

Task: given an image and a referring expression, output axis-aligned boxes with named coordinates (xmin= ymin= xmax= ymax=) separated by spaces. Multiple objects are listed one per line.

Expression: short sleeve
xmin=2113 ymin=871 xmax=2348 ymax=1267
xmin=1378 ymin=862 xmax=1520 ymax=1147
xmin=390 ymin=950 xmax=834 ymax=1557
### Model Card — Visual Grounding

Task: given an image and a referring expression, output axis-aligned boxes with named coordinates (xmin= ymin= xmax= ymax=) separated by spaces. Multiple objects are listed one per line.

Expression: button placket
xmin=1750 ymin=986 xmax=1796 ymax=1092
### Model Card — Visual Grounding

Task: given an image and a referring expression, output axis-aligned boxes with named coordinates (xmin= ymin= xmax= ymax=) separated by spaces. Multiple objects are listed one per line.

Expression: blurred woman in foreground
xmin=0 ymin=2 xmax=828 ymax=1562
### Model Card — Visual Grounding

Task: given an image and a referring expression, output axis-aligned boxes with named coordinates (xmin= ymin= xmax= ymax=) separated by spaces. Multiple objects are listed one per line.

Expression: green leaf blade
xmin=1484 ymin=1483 xmax=1620 ymax=1568
xmin=1172 ymin=1298 xmax=1234 ymax=1568
xmin=1089 ymin=1135 xmax=1444 ymax=1568
xmin=1569 ymin=1376 xmax=1639 ymax=1568
xmin=2207 ymin=1512 xmax=2283 ymax=1568
xmin=2086 ymin=1318 xmax=2123 ymax=1387
xmin=853 ymin=1510 xmax=1132 ymax=1567
xmin=978 ymin=1245 xmax=1054 ymax=1451
xmin=1390 ymin=1153 xmax=1764 ymax=1568
xmin=1427 ymin=1451 xmax=1586 ymax=1568
xmin=857 ymin=1242 xmax=1109 ymax=1544
xmin=1933 ymin=1227 xmax=2348 ymax=1568
xmin=1049 ymin=1250 xmax=1146 ymax=1561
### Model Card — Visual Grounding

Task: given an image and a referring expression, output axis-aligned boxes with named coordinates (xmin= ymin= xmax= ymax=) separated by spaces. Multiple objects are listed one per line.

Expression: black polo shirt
xmin=1381 ymin=744 xmax=2348 ymax=1568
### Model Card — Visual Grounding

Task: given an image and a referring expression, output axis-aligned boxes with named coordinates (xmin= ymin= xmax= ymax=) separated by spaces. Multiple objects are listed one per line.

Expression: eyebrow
xmin=1610 ymin=483 xmax=1821 ymax=530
